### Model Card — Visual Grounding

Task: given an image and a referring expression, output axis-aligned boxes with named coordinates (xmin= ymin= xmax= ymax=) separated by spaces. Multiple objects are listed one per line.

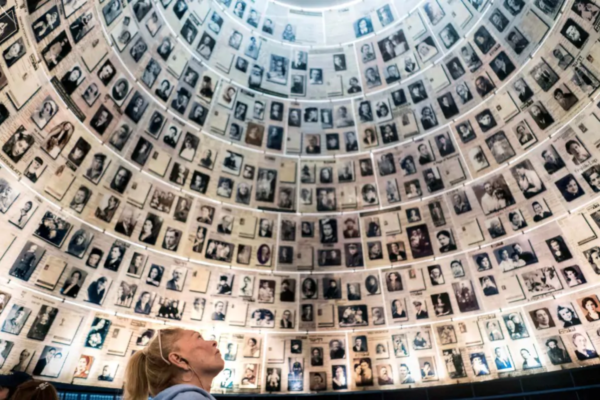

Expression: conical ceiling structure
xmin=0 ymin=0 xmax=599 ymax=394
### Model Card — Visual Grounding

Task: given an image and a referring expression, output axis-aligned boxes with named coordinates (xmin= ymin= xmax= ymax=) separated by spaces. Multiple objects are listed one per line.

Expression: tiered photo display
xmin=1 ymin=0 xmax=600 ymax=394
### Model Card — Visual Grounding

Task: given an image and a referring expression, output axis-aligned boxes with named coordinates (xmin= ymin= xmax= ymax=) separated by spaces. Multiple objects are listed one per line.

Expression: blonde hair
xmin=124 ymin=328 xmax=185 ymax=400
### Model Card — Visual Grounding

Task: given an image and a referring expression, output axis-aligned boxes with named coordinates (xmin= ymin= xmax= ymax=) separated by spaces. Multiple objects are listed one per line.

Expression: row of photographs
xmin=0 ymin=140 xmax=593 ymax=274
xmin=1 ymin=109 xmax=598 ymax=266
xmin=1 ymin=281 xmax=600 ymax=393
xmin=92 ymin=0 xmax=548 ymax=137
xmin=1 ymin=157 xmax=600 ymax=331
xmin=0 ymin=98 xmax=600 ymax=276
xmin=21 ymin=0 xmax=566 ymax=163
xmin=4 ymin=0 xmax=590 ymax=229
xmin=6 ymin=84 xmax=600 ymax=219
xmin=13 ymin=0 xmax=597 ymax=209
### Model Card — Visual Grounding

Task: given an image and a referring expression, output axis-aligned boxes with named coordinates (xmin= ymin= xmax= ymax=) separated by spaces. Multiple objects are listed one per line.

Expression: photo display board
xmin=1 ymin=0 xmax=600 ymax=394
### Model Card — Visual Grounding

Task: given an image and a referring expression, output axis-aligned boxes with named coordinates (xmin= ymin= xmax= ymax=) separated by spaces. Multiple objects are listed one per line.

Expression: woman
xmin=332 ymin=366 xmax=346 ymax=389
xmin=353 ymin=363 xmax=363 ymax=386
xmin=566 ymin=140 xmax=590 ymax=165
xmin=139 ymin=217 xmax=156 ymax=244
xmin=180 ymin=137 xmax=196 ymax=161
xmin=302 ymin=278 xmax=316 ymax=299
xmin=498 ymin=249 xmax=515 ymax=271
xmin=244 ymin=338 xmax=260 ymax=358
xmin=192 ymin=227 xmax=206 ymax=254
xmin=391 ymin=299 xmax=406 ymax=319
xmin=386 ymin=272 xmax=402 ymax=291
xmin=239 ymin=276 xmax=252 ymax=297
xmin=236 ymin=183 xmax=251 ymax=205
xmin=67 ymin=230 xmax=88 ymax=257
xmin=486 ymin=321 xmax=503 ymax=341
xmin=557 ymin=305 xmax=582 ymax=328
xmin=282 ymin=24 xmax=295 ymax=42
xmin=257 ymin=245 xmax=270 ymax=265
xmin=413 ymin=332 xmax=428 ymax=349
xmin=564 ymin=266 xmax=585 ymax=287
xmin=124 ymin=328 xmax=224 ymax=400
xmin=476 ymin=254 xmax=492 ymax=271
xmin=3 ymin=130 xmax=34 ymax=162
xmin=45 ymin=122 xmax=74 ymax=158
xmin=257 ymin=281 xmax=272 ymax=302
xmin=73 ymin=355 xmax=92 ymax=378
xmin=60 ymin=270 xmax=82 ymax=298
xmin=87 ymin=277 xmax=107 ymax=304
xmin=146 ymin=265 xmax=163 ymax=287
xmin=60 ymin=66 xmax=82 ymax=95
xmin=582 ymin=297 xmax=600 ymax=321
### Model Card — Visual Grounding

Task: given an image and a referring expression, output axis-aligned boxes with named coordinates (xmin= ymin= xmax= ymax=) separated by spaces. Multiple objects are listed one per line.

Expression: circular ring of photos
xmin=1 ymin=0 xmax=600 ymax=395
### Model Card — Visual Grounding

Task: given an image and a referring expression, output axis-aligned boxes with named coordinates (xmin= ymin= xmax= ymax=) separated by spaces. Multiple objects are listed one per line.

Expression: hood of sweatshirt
xmin=153 ymin=384 xmax=216 ymax=400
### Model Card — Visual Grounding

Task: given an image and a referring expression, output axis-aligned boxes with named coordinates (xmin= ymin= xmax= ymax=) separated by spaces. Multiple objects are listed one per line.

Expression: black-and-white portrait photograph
xmin=473 ymin=175 xmax=516 ymax=215
xmin=27 ymin=306 xmax=58 ymax=341
xmin=485 ymin=131 xmax=516 ymax=164
xmin=3 ymin=127 xmax=35 ymax=163
xmin=561 ymin=18 xmax=589 ymax=49
xmin=493 ymin=238 xmax=538 ymax=271
xmin=555 ymin=174 xmax=586 ymax=202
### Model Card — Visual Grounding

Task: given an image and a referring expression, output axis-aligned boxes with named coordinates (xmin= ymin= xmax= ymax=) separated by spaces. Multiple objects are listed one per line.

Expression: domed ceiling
xmin=0 ymin=0 xmax=599 ymax=394
xmin=275 ymin=0 xmax=357 ymax=9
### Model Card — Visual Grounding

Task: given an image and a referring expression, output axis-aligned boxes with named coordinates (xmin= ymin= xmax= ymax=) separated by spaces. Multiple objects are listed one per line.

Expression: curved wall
xmin=0 ymin=0 xmax=600 ymax=395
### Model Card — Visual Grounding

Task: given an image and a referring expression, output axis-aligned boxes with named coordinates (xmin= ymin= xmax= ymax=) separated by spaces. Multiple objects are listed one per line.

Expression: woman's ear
xmin=167 ymin=352 xmax=188 ymax=370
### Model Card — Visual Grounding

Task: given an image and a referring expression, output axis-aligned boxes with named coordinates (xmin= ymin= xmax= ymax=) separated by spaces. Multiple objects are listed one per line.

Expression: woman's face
xmin=585 ymin=300 xmax=596 ymax=312
xmin=69 ymin=69 xmax=81 ymax=81
xmin=13 ymin=139 xmax=30 ymax=157
xmin=143 ymin=219 xmax=153 ymax=234
xmin=150 ymin=268 xmax=158 ymax=279
xmin=77 ymin=357 xmax=88 ymax=371
xmin=560 ymin=308 xmax=572 ymax=321
xmin=438 ymin=234 xmax=450 ymax=247
xmin=506 ymin=320 xmax=515 ymax=331
xmin=566 ymin=179 xmax=579 ymax=194
xmin=174 ymin=330 xmax=224 ymax=376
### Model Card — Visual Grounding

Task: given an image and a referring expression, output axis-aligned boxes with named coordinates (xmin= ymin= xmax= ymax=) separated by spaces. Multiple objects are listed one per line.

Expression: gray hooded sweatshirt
xmin=152 ymin=384 xmax=217 ymax=400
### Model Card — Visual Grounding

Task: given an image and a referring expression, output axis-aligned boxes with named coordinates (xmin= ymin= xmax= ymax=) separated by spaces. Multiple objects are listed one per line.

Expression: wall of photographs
xmin=0 ymin=0 xmax=600 ymax=395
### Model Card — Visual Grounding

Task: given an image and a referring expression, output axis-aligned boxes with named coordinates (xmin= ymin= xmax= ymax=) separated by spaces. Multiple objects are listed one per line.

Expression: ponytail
xmin=123 ymin=328 xmax=184 ymax=400
xmin=123 ymin=350 xmax=150 ymax=400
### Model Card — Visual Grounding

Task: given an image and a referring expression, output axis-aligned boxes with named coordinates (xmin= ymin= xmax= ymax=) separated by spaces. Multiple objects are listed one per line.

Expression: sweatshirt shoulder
xmin=173 ymin=392 xmax=215 ymax=400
